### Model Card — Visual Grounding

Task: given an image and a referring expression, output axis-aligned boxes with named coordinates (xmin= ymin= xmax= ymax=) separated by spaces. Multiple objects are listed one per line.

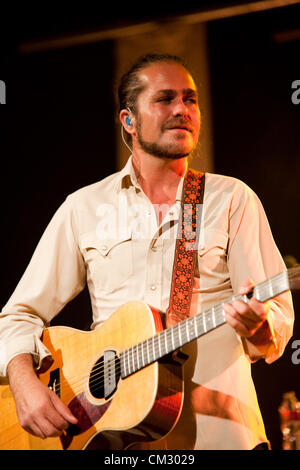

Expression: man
xmin=0 ymin=53 xmax=294 ymax=449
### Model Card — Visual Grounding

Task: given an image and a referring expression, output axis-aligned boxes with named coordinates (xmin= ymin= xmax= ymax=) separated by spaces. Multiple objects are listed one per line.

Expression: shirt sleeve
xmin=226 ymin=181 xmax=294 ymax=364
xmin=0 ymin=196 xmax=86 ymax=377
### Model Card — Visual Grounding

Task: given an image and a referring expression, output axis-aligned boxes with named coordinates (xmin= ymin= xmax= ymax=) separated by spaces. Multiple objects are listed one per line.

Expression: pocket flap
xmin=80 ymin=231 xmax=132 ymax=257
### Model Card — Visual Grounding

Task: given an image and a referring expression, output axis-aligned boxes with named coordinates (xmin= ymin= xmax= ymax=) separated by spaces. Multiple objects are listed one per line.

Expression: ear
xmin=119 ymin=109 xmax=135 ymax=135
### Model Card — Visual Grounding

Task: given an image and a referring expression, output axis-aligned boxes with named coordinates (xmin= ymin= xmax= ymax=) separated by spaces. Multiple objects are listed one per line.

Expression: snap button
xmin=150 ymin=284 xmax=157 ymax=291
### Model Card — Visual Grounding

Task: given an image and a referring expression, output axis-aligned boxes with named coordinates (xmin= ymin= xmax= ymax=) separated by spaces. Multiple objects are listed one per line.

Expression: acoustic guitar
xmin=0 ymin=266 xmax=299 ymax=450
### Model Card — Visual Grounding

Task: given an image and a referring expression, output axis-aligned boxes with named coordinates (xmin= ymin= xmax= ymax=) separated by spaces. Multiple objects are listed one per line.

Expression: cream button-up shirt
xmin=0 ymin=157 xmax=294 ymax=449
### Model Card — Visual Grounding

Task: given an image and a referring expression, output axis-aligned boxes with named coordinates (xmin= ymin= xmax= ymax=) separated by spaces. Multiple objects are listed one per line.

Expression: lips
xmin=172 ymin=126 xmax=191 ymax=132
xmin=163 ymin=120 xmax=194 ymax=133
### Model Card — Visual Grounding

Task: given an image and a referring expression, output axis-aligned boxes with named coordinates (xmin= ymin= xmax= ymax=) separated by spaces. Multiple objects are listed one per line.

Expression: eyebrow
xmin=155 ymin=88 xmax=198 ymax=99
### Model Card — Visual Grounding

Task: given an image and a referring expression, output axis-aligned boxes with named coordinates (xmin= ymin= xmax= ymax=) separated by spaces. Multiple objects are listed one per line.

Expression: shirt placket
xmin=145 ymin=202 xmax=180 ymax=308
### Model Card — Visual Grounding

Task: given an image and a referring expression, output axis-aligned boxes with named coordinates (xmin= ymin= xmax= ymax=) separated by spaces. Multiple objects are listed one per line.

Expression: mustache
xmin=162 ymin=118 xmax=195 ymax=133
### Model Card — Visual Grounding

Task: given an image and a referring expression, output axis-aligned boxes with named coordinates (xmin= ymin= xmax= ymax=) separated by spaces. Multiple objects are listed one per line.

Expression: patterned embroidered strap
xmin=166 ymin=169 xmax=205 ymax=327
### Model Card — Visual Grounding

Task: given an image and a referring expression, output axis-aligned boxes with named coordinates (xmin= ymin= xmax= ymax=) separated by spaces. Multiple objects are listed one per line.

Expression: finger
xmin=231 ymin=299 xmax=261 ymax=323
xmin=231 ymin=296 xmax=269 ymax=324
xmin=223 ymin=300 xmax=257 ymax=326
xmin=223 ymin=302 xmax=261 ymax=337
xmin=248 ymin=297 xmax=270 ymax=320
xmin=22 ymin=406 xmax=68 ymax=438
xmin=224 ymin=309 xmax=253 ymax=337
xmin=23 ymin=422 xmax=47 ymax=440
xmin=22 ymin=414 xmax=62 ymax=439
xmin=239 ymin=278 xmax=255 ymax=296
xmin=50 ymin=391 xmax=78 ymax=426
xmin=33 ymin=415 xmax=65 ymax=438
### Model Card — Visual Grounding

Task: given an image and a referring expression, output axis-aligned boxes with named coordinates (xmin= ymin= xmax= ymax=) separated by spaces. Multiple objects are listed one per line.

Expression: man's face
xmin=133 ymin=62 xmax=201 ymax=159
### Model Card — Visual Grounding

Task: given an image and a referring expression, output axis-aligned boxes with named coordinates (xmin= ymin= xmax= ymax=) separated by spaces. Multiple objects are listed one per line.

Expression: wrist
xmin=7 ymin=353 xmax=36 ymax=387
xmin=247 ymin=320 xmax=273 ymax=346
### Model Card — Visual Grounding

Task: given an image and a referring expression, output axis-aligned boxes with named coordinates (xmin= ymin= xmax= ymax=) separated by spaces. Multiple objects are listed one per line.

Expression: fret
xmin=147 ymin=338 xmax=152 ymax=364
xmin=145 ymin=339 xmax=149 ymax=365
xmin=141 ymin=341 xmax=145 ymax=368
xmin=212 ymin=306 xmax=216 ymax=327
xmin=137 ymin=343 xmax=141 ymax=370
xmin=139 ymin=343 xmax=143 ymax=369
xmin=195 ymin=316 xmax=202 ymax=336
xmin=178 ymin=324 xmax=182 ymax=347
xmin=131 ymin=346 xmax=135 ymax=372
xmin=121 ymin=352 xmax=126 ymax=378
xmin=146 ymin=338 xmax=151 ymax=365
xmin=123 ymin=349 xmax=127 ymax=376
xmin=268 ymin=278 xmax=274 ymax=298
xmin=157 ymin=333 xmax=162 ymax=358
xmin=171 ymin=327 xmax=175 ymax=350
xmin=157 ymin=336 xmax=161 ymax=359
xmin=187 ymin=318 xmax=195 ymax=341
xmin=254 ymin=271 xmax=289 ymax=303
xmin=134 ymin=345 xmax=138 ymax=371
xmin=133 ymin=345 xmax=137 ymax=372
xmin=164 ymin=330 xmax=168 ymax=355
xmin=163 ymin=330 xmax=169 ymax=355
xmin=221 ymin=306 xmax=226 ymax=322
xmin=126 ymin=348 xmax=131 ymax=376
xmin=130 ymin=346 xmax=134 ymax=372
xmin=185 ymin=321 xmax=189 ymax=341
xmin=194 ymin=315 xmax=198 ymax=338
xmin=206 ymin=312 xmax=213 ymax=331
xmin=203 ymin=313 xmax=207 ymax=333
xmin=120 ymin=267 xmax=297 ymax=379
xmin=152 ymin=336 xmax=156 ymax=363
xmin=156 ymin=336 xmax=160 ymax=360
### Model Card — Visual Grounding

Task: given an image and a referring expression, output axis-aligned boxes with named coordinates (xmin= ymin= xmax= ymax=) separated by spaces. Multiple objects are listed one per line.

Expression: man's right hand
xmin=7 ymin=353 xmax=78 ymax=439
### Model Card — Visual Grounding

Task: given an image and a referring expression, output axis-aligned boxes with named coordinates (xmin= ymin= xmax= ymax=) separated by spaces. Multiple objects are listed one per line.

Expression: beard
xmin=136 ymin=120 xmax=193 ymax=160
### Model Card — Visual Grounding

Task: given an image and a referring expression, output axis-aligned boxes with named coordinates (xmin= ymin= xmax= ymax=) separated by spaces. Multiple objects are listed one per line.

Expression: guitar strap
xmin=166 ymin=169 xmax=205 ymax=327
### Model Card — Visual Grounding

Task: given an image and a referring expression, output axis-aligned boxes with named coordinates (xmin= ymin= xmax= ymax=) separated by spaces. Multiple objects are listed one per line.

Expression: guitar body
xmin=0 ymin=302 xmax=184 ymax=450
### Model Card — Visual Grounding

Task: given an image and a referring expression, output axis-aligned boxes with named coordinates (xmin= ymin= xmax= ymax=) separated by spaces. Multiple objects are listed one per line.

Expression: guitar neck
xmin=120 ymin=266 xmax=299 ymax=379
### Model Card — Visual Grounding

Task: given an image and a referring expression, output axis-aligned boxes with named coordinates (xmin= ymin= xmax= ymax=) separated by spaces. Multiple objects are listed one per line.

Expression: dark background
xmin=0 ymin=1 xmax=299 ymax=450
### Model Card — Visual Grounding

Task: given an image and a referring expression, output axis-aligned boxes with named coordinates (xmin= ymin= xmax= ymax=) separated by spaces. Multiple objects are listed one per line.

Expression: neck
xmin=132 ymin=151 xmax=188 ymax=205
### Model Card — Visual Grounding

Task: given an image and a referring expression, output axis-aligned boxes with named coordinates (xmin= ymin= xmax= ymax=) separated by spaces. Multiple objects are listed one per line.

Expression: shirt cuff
xmin=0 ymin=334 xmax=53 ymax=378
xmin=241 ymin=315 xmax=278 ymax=363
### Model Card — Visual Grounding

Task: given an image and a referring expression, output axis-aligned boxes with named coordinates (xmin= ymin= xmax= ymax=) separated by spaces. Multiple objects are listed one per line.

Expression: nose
xmin=172 ymin=98 xmax=188 ymax=117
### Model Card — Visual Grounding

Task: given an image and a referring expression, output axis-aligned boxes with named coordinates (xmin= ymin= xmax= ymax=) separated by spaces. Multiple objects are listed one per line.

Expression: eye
xmin=157 ymin=97 xmax=172 ymax=103
xmin=184 ymin=96 xmax=197 ymax=104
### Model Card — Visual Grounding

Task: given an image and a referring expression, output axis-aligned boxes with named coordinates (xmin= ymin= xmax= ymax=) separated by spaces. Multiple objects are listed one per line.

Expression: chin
xmin=137 ymin=133 xmax=195 ymax=159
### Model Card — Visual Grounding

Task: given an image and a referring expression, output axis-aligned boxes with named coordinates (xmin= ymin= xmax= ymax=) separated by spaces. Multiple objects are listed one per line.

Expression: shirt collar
xmin=116 ymin=155 xmax=140 ymax=193
xmin=117 ymin=155 xmax=186 ymax=203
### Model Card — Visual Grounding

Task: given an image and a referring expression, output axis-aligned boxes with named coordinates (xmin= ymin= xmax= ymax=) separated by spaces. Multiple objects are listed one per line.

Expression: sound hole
xmin=89 ymin=351 xmax=120 ymax=399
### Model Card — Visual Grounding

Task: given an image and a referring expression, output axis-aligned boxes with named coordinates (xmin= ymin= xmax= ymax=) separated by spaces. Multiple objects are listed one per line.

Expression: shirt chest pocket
xmin=80 ymin=233 xmax=133 ymax=292
xmin=198 ymin=229 xmax=228 ymax=275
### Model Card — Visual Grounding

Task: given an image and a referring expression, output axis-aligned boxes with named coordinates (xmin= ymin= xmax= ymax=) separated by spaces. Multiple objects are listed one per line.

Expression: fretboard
xmin=120 ymin=266 xmax=299 ymax=379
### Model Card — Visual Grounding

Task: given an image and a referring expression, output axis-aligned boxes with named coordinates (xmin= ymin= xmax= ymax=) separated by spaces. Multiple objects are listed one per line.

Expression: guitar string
xmin=52 ymin=276 xmax=278 ymax=397
xmin=53 ymin=308 xmax=226 ymax=398
xmin=3 ymin=268 xmax=298 ymax=419
xmin=2 ymin=308 xmax=224 ymax=423
xmin=2 ymin=313 xmax=226 ymax=423
xmin=52 ymin=268 xmax=298 ymax=398
xmin=2 ymin=312 xmax=225 ymax=422
xmin=54 ymin=313 xmax=223 ymax=397
xmin=50 ymin=269 xmax=295 ymax=398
